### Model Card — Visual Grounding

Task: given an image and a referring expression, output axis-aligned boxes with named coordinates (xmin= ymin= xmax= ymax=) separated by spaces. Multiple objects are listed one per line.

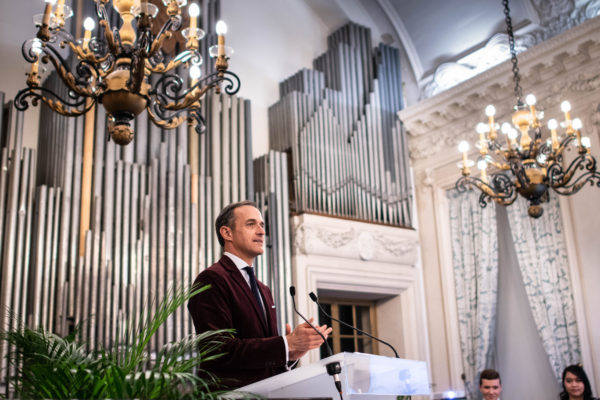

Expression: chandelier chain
xmin=502 ymin=0 xmax=523 ymax=105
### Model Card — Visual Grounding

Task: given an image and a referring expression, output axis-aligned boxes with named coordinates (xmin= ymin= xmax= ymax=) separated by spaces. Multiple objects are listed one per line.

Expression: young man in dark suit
xmin=188 ymin=200 xmax=332 ymax=389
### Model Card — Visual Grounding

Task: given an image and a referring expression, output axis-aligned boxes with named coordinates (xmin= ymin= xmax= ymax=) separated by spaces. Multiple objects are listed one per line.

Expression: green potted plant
xmin=0 ymin=284 xmax=232 ymax=399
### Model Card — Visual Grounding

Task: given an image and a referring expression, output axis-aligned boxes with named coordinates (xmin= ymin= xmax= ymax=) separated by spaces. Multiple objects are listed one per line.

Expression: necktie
xmin=244 ymin=266 xmax=264 ymax=312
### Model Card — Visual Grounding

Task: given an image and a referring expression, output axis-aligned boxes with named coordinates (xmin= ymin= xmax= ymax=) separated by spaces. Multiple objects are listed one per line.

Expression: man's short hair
xmin=479 ymin=369 xmax=501 ymax=385
xmin=215 ymin=200 xmax=259 ymax=247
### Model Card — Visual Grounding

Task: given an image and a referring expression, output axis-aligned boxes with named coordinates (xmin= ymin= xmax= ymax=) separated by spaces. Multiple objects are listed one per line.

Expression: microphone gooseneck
xmin=289 ymin=286 xmax=332 ymax=356
xmin=309 ymin=291 xmax=400 ymax=358
xmin=289 ymin=286 xmax=343 ymax=399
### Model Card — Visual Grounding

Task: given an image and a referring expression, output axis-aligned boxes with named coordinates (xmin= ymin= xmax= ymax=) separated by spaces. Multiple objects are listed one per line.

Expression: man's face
xmin=480 ymin=378 xmax=502 ymax=400
xmin=222 ymin=205 xmax=265 ymax=263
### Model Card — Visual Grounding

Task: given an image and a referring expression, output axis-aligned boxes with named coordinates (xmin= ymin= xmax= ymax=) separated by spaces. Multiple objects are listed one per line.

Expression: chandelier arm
xmin=548 ymin=154 xmax=597 ymax=188
xmin=146 ymin=103 xmax=188 ymax=130
xmin=151 ymin=70 xmax=240 ymax=112
xmin=38 ymin=46 xmax=100 ymax=98
xmin=128 ymin=51 xmax=147 ymax=94
xmin=550 ymin=169 xmax=600 ymax=195
xmin=64 ymin=41 xmax=111 ymax=67
xmin=97 ymin=20 xmax=119 ymax=55
xmin=455 ymin=174 xmax=517 ymax=207
xmin=485 ymin=156 xmax=511 ymax=171
xmin=555 ymin=135 xmax=578 ymax=159
xmin=488 ymin=141 xmax=505 ymax=153
xmin=146 ymin=57 xmax=185 ymax=74
xmin=158 ymin=85 xmax=213 ymax=111
xmin=219 ymin=70 xmax=242 ymax=96
xmin=95 ymin=1 xmax=119 ymax=55
xmin=146 ymin=50 xmax=199 ymax=74
xmin=508 ymin=158 xmax=531 ymax=189
xmin=148 ymin=15 xmax=181 ymax=58
xmin=188 ymin=108 xmax=207 ymax=134
xmin=51 ymin=28 xmax=76 ymax=45
xmin=14 ymin=86 xmax=92 ymax=115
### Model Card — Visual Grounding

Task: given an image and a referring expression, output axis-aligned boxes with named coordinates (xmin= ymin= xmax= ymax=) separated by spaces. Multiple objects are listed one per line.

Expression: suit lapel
xmin=219 ymin=257 xmax=269 ymax=335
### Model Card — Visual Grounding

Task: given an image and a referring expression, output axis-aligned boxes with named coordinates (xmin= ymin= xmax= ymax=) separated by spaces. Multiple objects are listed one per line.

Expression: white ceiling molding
xmin=422 ymin=33 xmax=526 ymax=98
xmin=419 ymin=0 xmax=600 ymax=100
xmin=522 ymin=0 xmax=543 ymax=25
xmin=376 ymin=0 xmax=424 ymax=81
xmin=398 ymin=16 xmax=600 ymax=169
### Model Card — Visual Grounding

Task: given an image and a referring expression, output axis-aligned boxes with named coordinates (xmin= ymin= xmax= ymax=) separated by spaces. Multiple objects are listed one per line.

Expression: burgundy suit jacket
xmin=188 ymin=256 xmax=287 ymax=389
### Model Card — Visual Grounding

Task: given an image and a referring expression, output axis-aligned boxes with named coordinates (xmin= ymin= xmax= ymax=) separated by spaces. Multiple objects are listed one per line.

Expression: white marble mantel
xmin=289 ymin=213 xmax=430 ymax=371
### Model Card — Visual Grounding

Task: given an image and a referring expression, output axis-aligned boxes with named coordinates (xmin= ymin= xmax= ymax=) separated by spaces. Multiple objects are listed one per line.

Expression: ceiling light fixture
xmin=455 ymin=0 xmax=599 ymax=218
xmin=15 ymin=0 xmax=240 ymax=145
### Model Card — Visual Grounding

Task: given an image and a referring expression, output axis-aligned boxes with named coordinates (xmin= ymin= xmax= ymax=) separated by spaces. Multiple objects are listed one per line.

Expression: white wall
xmin=0 ymin=1 xmax=41 ymax=149
xmin=222 ymin=0 xmax=331 ymax=157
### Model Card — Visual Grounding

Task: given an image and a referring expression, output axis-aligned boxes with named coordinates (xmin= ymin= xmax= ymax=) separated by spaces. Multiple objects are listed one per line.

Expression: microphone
xmin=309 ymin=291 xmax=400 ymax=358
xmin=289 ymin=287 xmax=332 ymax=354
xmin=289 ymin=286 xmax=342 ymax=399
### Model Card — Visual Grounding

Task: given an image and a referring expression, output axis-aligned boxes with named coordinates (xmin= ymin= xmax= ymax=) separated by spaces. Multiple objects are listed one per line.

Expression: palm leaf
xmin=1 ymin=284 xmax=232 ymax=399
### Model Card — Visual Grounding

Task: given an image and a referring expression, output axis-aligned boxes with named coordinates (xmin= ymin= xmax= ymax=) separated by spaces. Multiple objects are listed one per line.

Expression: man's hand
xmin=285 ymin=317 xmax=333 ymax=361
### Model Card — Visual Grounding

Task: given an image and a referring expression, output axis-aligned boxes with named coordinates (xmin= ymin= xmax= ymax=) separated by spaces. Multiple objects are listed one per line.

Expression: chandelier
xmin=455 ymin=0 xmax=600 ymax=218
xmin=14 ymin=0 xmax=240 ymax=145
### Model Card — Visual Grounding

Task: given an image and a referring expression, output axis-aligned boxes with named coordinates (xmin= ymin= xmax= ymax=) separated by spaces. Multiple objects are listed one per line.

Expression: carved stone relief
xmin=293 ymin=219 xmax=419 ymax=265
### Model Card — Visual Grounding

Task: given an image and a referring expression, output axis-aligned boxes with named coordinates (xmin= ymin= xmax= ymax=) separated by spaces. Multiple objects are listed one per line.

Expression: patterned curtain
xmin=447 ymin=189 xmax=499 ymax=400
xmin=506 ymin=195 xmax=581 ymax=382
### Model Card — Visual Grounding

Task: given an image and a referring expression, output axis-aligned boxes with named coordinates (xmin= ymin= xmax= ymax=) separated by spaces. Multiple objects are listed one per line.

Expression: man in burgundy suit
xmin=188 ymin=200 xmax=331 ymax=389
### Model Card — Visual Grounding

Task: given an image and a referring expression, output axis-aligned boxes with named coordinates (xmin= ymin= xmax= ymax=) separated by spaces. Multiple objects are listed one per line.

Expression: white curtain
xmin=506 ymin=195 xmax=581 ymax=382
xmin=447 ymin=189 xmax=499 ymax=400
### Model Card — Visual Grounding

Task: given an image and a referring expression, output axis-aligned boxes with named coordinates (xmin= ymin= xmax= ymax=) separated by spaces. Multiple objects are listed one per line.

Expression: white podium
xmin=234 ymin=352 xmax=430 ymax=400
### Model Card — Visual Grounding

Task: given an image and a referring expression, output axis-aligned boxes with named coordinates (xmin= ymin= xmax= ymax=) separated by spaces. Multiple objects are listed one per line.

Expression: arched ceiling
xmin=305 ymin=0 xmax=600 ymax=100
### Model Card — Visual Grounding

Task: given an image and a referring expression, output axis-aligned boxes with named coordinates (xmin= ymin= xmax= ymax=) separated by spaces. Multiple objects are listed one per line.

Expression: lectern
xmin=234 ymin=352 xmax=430 ymax=400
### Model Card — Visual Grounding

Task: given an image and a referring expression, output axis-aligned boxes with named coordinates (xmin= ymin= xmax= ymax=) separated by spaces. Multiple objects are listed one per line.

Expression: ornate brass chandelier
xmin=15 ymin=0 xmax=240 ymax=145
xmin=455 ymin=0 xmax=600 ymax=218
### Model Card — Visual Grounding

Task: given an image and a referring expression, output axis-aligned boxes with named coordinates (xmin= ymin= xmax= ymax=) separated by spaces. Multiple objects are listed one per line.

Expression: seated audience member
xmin=560 ymin=364 xmax=598 ymax=400
xmin=479 ymin=369 xmax=502 ymax=400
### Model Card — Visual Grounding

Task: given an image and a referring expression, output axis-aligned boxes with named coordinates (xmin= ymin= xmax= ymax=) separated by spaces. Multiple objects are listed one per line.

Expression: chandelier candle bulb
xmin=83 ymin=17 xmax=95 ymax=52
xmin=477 ymin=160 xmax=488 ymax=183
xmin=572 ymin=118 xmax=583 ymax=148
xmin=216 ymin=20 xmax=227 ymax=57
xmin=476 ymin=123 xmax=488 ymax=154
xmin=548 ymin=119 xmax=559 ymax=150
xmin=189 ymin=64 xmax=201 ymax=80
xmin=42 ymin=0 xmax=56 ymax=28
xmin=458 ymin=140 xmax=470 ymax=170
xmin=581 ymin=137 xmax=591 ymax=150
xmin=28 ymin=61 xmax=40 ymax=87
xmin=27 ymin=40 xmax=43 ymax=87
xmin=507 ymin=128 xmax=518 ymax=147
xmin=561 ymin=100 xmax=574 ymax=134
xmin=189 ymin=3 xmax=199 ymax=31
xmin=55 ymin=0 xmax=65 ymax=27
xmin=525 ymin=94 xmax=539 ymax=126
